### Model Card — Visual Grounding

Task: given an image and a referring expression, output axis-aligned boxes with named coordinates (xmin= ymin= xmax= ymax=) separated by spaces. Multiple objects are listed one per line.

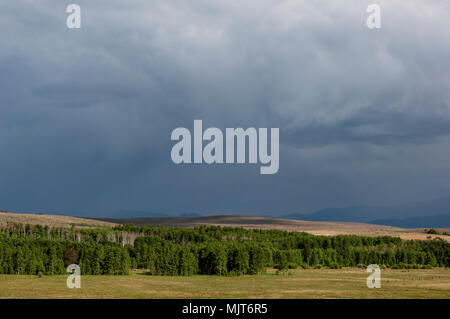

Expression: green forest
xmin=0 ymin=222 xmax=448 ymax=276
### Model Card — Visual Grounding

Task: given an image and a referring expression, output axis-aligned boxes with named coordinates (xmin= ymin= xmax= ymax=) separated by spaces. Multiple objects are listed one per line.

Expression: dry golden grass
xmin=0 ymin=211 xmax=116 ymax=228
xmin=0 ymin=268 xmax=449 ymax=299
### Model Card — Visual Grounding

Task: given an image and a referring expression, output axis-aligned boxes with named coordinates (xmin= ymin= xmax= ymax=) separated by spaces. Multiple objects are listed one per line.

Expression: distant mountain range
xmin=369 ymin=214 xmax=450 ymax=228
xmin=65 ymin=195 xmax=450 ymax=228
xmin=281 ymin=195 xmax=450 ymax=228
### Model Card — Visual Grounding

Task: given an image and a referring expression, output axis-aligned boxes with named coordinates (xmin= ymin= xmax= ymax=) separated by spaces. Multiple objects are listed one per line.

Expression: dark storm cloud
xmin=1 ymin=0 xmax=450 ymax=215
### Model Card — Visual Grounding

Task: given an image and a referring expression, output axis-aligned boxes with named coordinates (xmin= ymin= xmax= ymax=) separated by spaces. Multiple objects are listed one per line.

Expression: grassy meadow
xmin=0 ymin=268 xmax=449 ymax=299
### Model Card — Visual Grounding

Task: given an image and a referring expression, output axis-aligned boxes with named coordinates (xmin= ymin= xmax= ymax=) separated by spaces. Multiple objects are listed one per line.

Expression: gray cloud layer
xmin=1 ymin=0 xmax=450 ymax=216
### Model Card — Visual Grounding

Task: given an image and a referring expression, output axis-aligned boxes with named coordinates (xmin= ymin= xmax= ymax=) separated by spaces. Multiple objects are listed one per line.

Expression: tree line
xmin=0 ymin=222 xmax=448 ymax=275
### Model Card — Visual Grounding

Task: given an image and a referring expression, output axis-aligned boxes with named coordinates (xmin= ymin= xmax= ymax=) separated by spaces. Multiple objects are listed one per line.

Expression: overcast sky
xmin=1 ymin=0 xmax=450 ymax=217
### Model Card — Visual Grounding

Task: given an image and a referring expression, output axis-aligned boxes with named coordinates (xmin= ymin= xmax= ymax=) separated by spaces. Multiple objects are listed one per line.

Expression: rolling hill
xmin=0 ymin=210 xmax=115 ymax=228
xmin=1 ymin=210 xmax=449 ymax=242
xmin=96 ymin=215 xmax=450 ymax=242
